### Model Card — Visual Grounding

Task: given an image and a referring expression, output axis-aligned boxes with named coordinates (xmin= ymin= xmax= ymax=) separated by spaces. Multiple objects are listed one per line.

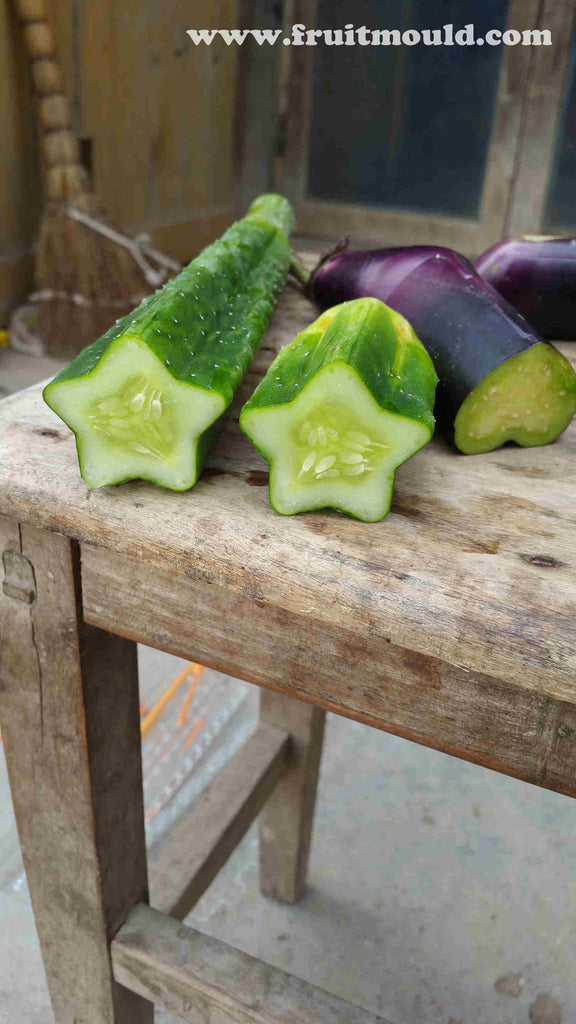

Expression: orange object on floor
xmin=177 ymin=665 xmax=205 ymax=727
xmin=140 ymin=662 xmax=202 ymax=740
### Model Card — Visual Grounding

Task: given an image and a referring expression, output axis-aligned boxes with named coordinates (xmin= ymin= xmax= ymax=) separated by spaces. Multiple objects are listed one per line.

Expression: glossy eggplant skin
xmin=312 ymin=246 xmax=543 ymax=437
xmin=475 ymin=237 xmax=576 ymax=341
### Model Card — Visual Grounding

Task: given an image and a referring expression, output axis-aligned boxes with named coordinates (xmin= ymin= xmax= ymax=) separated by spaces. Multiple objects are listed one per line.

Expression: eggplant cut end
xmin=454 ymin=342 xmax=576 ymax=454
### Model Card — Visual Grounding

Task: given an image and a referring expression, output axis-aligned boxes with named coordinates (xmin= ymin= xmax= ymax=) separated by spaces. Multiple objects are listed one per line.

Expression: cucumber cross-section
xmin=43 ymin=194 xmax=294 ymax=490
xmin=240 ymin=299 xmax=438 ymax=522
xmin=46 ymin=336 xmax=224 ymax=489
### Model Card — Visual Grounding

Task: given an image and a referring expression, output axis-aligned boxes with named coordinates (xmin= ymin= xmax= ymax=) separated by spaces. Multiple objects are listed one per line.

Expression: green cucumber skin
xmin=45 ymin=201 xmax=292 ymax=407
xmin=43 ymin=194 xmax=294 ymax=490
xmin=240 ymin=299 xmax=438 ymax=520
xmin=245 ymin=193 xmax=295 ymax=235
xmin=242 ymin=298 xmax=438 ymax=431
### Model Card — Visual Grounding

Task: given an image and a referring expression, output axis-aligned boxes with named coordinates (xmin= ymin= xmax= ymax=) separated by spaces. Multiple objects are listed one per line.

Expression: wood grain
xmin=477 ymin=0 xmax=542 ymax=247
xmin=0 ymin=246 xmax=34 ymax=324
xmin=506 ymin=0 xmax=576 ymax=235
xmin=81 ymin=542 xmax=576 ymax=798
xmin=0 ymin=279 xmax=575 ymax=702
xmin=0 ymin=516 xmax=152 ymax=1023
xmin=81 ymin=0 xmax=238 ymax=237
xmin=112 ymin=903 xmax=393 ymax=1024
xmin=259 ymin=690 xmax=326 ymax=903
xmin=0 ymin=0 xmax=240 ymax=316
xmin=284 ymin=201 xmax=482 ymax=256
xmin=0 ymin=0 xmax=39 ymax=318
xmin=234 ymin=0 xmax=284 ymax=212
xmin=150 ymin=723 xmax=290 ymax=920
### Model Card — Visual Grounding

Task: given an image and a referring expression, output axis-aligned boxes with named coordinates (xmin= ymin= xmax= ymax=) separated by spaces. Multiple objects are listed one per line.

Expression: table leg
xmin=258 ymin=688 xmax=326 ymax=903
xmin=0 ymin=517 xmax=152 ymax=1024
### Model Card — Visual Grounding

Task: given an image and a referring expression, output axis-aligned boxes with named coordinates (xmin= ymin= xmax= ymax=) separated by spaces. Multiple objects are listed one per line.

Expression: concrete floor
xmin=1 ymin=350 xmax=574 ymax=1024
xmin=2 ymin=680 xmax=576 ymax=1024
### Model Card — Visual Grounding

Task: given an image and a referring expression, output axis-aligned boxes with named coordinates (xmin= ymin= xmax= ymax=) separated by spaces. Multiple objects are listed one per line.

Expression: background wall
xmin=0 ymin=0 xmax=39 ymax=323
xmin=0 ymin=0 xmax=240 ymax=323
xmin=2 ymin=0 xmax=575 ymax=326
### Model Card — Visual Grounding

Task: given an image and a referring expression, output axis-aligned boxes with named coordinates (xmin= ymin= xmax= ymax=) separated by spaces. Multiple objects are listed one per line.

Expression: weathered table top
xmin=1 ymin=281 xmax=575 ymax=704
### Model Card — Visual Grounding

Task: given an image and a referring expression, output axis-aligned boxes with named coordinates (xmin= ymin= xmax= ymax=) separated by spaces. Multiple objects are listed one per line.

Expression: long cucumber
xmin=43 ymin=194 xmax=294 ymax=489
xmin=240 ymin=298 xmax=437 ymax=521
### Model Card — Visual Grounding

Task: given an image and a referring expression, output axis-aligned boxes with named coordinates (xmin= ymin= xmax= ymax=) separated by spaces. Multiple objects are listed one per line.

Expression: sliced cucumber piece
xmin=240 ymin=298 xmax=437 ymax=522
xmin=43 ymin=194 xmax=294 ymax=489
xmin=49 ymin=336 xmax=224 ymax=489
xmin=455 ymin=342 xmax=576 ymax=455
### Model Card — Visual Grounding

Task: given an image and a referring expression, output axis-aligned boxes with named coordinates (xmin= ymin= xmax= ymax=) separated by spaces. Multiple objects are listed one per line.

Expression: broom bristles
xmin=33 ymin=203 xmax=161 ymax=359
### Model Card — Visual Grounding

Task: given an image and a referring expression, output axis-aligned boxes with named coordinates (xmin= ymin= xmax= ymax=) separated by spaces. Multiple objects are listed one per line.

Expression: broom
xmin=13 ymin=0 xmax=181 ymax=359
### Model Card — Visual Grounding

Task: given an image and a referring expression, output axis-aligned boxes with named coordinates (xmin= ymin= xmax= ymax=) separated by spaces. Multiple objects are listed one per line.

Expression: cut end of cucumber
xmin=245 ymin=193 xmax=295 ymax=236
xmin=454 ymin=342 xmax=576 ymax=455
xmin=240 ymin=362 xmax=431 ymax=522
xmin=44 ymin=336 xmax=225 ymax=489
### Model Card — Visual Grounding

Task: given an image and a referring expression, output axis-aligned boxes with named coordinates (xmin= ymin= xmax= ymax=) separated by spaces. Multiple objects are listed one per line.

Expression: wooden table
xmin=1 ymin=280 xmax=575 ymax=1024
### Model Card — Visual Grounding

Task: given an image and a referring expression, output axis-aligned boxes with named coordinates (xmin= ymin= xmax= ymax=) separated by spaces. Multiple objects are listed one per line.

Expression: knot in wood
xmin=2 ymin=549 xmax=37 ymax=604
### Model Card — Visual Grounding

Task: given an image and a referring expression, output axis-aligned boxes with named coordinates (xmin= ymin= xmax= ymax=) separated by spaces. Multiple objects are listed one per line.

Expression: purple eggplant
xmin=310 ymin=245 xmax=576 ymax=454
xmin=475 ymin=236 xmax=576 ymax=341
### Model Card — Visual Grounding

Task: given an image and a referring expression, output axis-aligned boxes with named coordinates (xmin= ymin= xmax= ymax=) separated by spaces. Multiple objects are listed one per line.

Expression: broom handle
xmin=14 ymin=0 xmax=92 ymax=205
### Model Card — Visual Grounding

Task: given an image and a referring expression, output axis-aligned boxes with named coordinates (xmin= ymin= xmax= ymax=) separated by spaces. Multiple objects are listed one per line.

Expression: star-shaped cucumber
xmin=44 ymin=336 xmax=224 ymax=489
xmin=43 ymin=192 xmax=296 ymax=490
xmin=240 ymin=298 xmax=438 ymax=522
